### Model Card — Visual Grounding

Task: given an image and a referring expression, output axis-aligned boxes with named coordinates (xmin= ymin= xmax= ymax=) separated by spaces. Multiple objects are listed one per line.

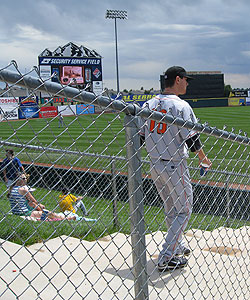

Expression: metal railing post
xmin=124 ymin=114 xmax=149 ymax=300
xmin=111 ymin=159 xmax=119 ymax=228
xmin=226 ymin=175 xmax=231 ymax=227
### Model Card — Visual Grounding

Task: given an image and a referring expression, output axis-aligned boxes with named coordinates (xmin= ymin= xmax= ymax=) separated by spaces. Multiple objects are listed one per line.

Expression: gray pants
xmin=150 ymin=158 xmax=193 ymax=263
xmin=74 ymin=200 xmax=87 ymax=215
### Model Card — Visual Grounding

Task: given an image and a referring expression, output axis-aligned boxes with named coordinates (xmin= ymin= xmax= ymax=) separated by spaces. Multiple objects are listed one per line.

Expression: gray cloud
xmin=0 ymin=0 xmax=250 ymax=89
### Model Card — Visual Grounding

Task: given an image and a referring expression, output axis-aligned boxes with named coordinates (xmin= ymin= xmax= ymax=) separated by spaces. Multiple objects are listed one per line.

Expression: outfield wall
xmin=228 ymin=97 xmax=246 ymax=106
xmin=0 ymin=96 xmax=95 ymax=120
xmin=0 ymin=95 xmax=248 ymax=121
xmin=185 ymin=97 xmax=228 ymax=108
xmin=114 ymin=94 xmax=230 ymax=108
xmin=23 ymin=163 xmax=250 ymax=221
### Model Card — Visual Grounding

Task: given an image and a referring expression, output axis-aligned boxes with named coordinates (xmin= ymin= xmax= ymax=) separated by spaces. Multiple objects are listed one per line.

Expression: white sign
xmin=93 ymin=81 xmax=103 ymax=96
xmin=0 ymin=106 xmax=19 ymax=120
xmin=58 ymin=105 xmax=77 ymax=116
xmin=0 ymin=97 xmax=19 ymax=106
xmin=40 ymin=65 xmax=51 ymax=81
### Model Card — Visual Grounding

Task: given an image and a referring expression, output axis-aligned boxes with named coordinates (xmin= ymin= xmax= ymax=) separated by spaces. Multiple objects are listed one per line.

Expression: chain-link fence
xmin=0 ymin=62 xmax=249 ymax=300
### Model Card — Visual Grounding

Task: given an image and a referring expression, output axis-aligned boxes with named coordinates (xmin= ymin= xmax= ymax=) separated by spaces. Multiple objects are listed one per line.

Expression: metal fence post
xmin=111 ymin=158 xmax=119 ymax=228
xmin=226 ymin=175 xmax=231 ymax=227
xmin=124 ymin=114 xmax=149 ymax=300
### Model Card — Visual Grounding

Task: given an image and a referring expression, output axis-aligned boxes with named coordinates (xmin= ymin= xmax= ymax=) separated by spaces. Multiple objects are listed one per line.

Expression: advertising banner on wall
xmin=112 ymin=94 xmax=229 ymax=108
xmin=41 ymin=97 xmax=72 ymax=104
xmin=0 ymin=97 xmax=19 ymax=106
xmin=19 ymin=96 xmax=39 ymax=119
xmin=76 ymin=104 xmax=95 ymax=115
xmin=58 ymin=105 xmax=76 ymax=116
xmin=111 ymin=94 xmax=157 ymax=107
xmin=228 ymin=98 xmax=245 ymax=106
xmin=246 ymin=97 xmax=250 ymax=106
xmin=39 ymin=106 xmax=58 ymax=118
xmin=0 ymin=106 xmax=19 ymax=120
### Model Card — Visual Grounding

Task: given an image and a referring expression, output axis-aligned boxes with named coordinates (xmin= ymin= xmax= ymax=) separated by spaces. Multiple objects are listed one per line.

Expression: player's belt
xmin=161 ymin=159 xmax=170 ymax=162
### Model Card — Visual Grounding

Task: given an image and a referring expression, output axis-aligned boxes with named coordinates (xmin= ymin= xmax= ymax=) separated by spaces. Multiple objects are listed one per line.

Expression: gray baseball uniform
xmin=140 ymin=94 xmax=198 ymax=262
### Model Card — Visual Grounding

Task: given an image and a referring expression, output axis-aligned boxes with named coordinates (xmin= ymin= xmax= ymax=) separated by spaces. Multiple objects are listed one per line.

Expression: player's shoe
xmin=158 ymin=256 xmax=188 ymax=272
xmin=176 ymin=247 xmax=191 ymax=257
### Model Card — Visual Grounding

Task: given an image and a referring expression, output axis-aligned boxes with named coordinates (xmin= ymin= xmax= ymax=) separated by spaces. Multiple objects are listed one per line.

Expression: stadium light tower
xmin=106 ymin=9 xmax=128 ymax=94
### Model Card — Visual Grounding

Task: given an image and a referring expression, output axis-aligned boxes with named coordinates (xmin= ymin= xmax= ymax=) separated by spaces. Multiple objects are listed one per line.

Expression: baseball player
xmin=58 ymin=113 xmax=64 ymax=128
xmin=140 ymin=66 xmax=211 ymax=272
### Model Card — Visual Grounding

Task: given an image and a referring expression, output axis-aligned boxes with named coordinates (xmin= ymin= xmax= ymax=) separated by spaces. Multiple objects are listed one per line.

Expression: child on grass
xmin=59 ymin=188 xmax=88 ymax=217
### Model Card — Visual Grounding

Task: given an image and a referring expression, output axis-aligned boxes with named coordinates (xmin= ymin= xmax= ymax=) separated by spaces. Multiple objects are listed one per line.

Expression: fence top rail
xmin=0 ymin=69 xmax=250 ymax=146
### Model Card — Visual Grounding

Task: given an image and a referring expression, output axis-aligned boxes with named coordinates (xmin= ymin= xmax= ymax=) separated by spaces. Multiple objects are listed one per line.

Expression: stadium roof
xmin=39 ymin=42 xmax=101 ymax=58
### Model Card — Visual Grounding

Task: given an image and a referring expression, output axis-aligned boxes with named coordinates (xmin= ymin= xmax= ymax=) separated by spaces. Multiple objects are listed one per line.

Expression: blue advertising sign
xmin=18 ymin=106 xmax=39 ymax=119
xmin=19 ymin=96 xmax=39 ymax=119
xmin=76 ymin=104 xmax=95 ymax=115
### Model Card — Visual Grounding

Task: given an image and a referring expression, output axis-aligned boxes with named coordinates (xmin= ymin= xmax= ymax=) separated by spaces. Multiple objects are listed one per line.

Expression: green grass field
xmin=1 ymin=106 xmax=250 ymax=158
xmin=193 ymin=106 xmax=250 ymax=178
xmin=0 ymin=105 xmax=249 ymax=245
xmin=0 ymin=106 xmax=249 ymax=178
xmin=0 ymin=182 xmax=248 ymax=246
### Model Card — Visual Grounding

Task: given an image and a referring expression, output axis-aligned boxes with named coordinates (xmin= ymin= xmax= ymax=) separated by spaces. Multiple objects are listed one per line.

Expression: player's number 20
xmin=149 ymin=109 xmax=167 ymax=134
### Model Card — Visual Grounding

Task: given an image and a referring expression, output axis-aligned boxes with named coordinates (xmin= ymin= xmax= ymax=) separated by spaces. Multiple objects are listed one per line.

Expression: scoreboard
xmin=38 ymin=42 xmax=103 ymax=95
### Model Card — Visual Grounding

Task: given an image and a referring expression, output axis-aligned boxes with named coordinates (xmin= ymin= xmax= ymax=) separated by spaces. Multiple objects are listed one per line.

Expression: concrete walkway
xmin=0 ymin=226 xmax=249 ymax=300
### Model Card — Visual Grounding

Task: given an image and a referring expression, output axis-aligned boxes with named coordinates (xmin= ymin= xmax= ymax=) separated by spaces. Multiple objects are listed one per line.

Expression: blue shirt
xmin=1 ymin=157 xmax=23 ymax=180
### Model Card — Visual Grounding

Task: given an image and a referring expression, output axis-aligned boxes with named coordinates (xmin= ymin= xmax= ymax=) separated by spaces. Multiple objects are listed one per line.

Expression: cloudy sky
xmin=1 ymin=0 xmax=250 ymax=91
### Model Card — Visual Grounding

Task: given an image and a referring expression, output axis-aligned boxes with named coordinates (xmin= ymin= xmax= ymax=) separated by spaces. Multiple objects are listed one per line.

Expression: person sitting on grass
xmin=8 ymin=174 xmax=76 ymax=221
xmin=59 ymin=188 xmax=88 ymax=217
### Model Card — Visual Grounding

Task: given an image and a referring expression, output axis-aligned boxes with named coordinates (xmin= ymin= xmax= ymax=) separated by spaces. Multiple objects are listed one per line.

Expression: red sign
xmin=93 ymin=68 xmax=101 ymax=78
xmin=39 ymin=106 xmax=57 ymax=118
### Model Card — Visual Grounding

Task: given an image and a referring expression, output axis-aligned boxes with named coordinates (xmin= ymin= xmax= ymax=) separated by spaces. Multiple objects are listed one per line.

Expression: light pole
xmin=106 ymin=9 xmax=128 ymax=94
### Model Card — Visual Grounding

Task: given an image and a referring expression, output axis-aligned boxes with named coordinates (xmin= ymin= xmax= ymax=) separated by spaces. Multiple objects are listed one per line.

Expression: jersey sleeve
xmin=13 ymin=157 xmax=23 ymax=170
xmin=179 ymin=104 xmax=198 ymax=140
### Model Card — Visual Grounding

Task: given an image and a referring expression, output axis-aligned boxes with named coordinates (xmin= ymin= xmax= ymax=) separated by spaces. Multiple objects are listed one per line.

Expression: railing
xmin=0 ymin=65 xmax=249 ymax=300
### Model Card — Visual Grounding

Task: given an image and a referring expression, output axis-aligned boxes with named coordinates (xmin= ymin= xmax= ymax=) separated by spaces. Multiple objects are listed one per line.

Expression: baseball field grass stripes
xmin=0 ymin=106 xmax=249 ymax=181
xmin=1 ymin=106 xmax=249 ymax=155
